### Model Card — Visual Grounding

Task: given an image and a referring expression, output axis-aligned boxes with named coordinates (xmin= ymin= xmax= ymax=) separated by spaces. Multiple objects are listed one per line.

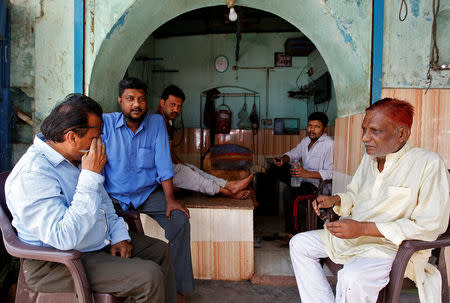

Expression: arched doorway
xmin=87 ymin=0 xmax=371 ymax=280
xmin=88 ymin=0 xmax=371 ymax=117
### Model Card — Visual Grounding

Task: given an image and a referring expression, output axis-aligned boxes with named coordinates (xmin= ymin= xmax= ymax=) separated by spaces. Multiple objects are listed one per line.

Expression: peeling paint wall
xmin=11 ymin=0 xmax=75 ymax=131
xmin=84 ymin=0 xmax=136 ymax=92
xmin=10 ymin=88 xmax=33 ymax=163
xmin=10 ymin=0 xmax=40 ymax=161
xmin=34 ymin=0 xmax=74 ymax=122
xmin=10 ymin=0 xmax=37 ymax=91
xmin=9 ymin=0 xmax=76 ymax=165
xmin=383 ymin=0 xmax=450 ymax=87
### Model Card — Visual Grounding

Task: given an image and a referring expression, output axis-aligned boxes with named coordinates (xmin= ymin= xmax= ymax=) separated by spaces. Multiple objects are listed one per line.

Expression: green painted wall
xmin=10 ymin=0 xmax=78 ymax=164
xmin=34 ymin=0 xmax=75 ymax=122
xmin=383 ymin=1 xmax=450 ymax=87
xmin=126 ymin=33 xmax=337 ymax=129
xmin=10 ymin=0 xmax=39 ymax=163
xmin=7 ymin=0 xmax=450 ymax=164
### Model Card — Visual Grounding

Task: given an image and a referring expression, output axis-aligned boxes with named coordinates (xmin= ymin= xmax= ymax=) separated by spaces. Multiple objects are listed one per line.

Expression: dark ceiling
xmin=152 ymin=6 xmax=300 ymax=39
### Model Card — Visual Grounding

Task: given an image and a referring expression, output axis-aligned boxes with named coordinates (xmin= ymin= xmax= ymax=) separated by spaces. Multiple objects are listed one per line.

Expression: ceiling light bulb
xmin=229 ymin=7 xmax=238 ymax=22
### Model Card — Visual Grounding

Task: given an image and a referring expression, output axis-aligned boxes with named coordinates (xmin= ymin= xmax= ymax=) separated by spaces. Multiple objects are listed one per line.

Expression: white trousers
xmin=172 ymin=163 xmax=227 ymax=195
xmin=289 ymin=231 xmax=394 ymax=303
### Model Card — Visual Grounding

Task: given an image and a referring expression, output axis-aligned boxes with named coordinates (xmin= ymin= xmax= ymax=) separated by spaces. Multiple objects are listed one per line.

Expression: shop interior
xmin=125 ymin=5 xmax=337 ymax=278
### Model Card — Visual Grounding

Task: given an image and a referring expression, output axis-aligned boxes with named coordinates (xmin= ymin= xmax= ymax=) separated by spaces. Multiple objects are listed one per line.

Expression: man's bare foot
xmin=177 ymin=293 xmax=186 ymax=303
xmin=231 ymin=190 xmax=250 ymax=200
xmin=225 ymin=174 xmax=253 ymax=194
xmin=220 ymin=188 xmax=249 ymax=199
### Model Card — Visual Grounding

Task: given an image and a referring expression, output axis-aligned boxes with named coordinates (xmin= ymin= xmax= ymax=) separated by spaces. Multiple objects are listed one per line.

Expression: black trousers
xmin=268 ymin=164 xmax=318 ymax=233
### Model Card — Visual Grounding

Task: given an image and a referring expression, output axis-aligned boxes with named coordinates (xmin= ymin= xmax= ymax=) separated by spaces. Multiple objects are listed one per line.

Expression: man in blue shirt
xmin=6 ymin=94 xmax=176 ymax=303
xmin=102 ymin=77 xmax=194 ymax=300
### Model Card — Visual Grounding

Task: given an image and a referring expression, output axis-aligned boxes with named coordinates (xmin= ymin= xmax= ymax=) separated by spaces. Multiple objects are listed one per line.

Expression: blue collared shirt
xmin=102 ymin=112 xmax=173 ymax=210
xmin=5 ymin=135 xmax=130 ymax=252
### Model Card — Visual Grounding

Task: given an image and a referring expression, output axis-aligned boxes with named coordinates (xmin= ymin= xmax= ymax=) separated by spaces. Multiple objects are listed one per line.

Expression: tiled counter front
xmin=140 ymin=194 xmax=254 ymax=281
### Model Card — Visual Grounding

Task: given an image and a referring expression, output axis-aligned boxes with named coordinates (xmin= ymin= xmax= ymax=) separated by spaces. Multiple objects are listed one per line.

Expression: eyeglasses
xmin=64 ymin=125 xmax=103 ymax=135
xmin=319 ymin=209 xmax=329 ymax=222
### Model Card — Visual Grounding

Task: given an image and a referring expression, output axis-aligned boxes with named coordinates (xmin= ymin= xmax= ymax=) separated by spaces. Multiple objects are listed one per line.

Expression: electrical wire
xmin=426 ymin=0 xmax=441 ymax=93
xmin=429 ymin=0 xmax=440 ymax=71
xmin=295 ymin=64 xmax=311 ymax=90
xmin=399 ymin=0 xmax=408 ymax=21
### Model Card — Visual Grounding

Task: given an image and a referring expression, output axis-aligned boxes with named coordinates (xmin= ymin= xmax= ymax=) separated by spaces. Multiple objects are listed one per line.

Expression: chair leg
xmin=306 ymin=198 xmax=317 ymax=231
xmin=376 ymin=288 xmax=385 ymax=303
xmin=438 ymin=248 xmax=448 ymax=303
xmin=384 ymin=247 xmax=415 ymax=303
xmin=15 ymin=261 xmax=37 ymax=303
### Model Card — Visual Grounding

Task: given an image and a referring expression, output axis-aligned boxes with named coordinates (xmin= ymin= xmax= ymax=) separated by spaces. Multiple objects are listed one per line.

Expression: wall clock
xmin=214 ymin=55 xmax=229 ymax=73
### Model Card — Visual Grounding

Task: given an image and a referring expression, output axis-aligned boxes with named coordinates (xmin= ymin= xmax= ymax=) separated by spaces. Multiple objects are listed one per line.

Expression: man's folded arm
xmin=11 ymin=170 xmax=103 ymax=250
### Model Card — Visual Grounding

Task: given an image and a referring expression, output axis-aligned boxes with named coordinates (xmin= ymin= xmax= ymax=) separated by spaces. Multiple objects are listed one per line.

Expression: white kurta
xmin=318 ymin=143 xmax=450 ymax=303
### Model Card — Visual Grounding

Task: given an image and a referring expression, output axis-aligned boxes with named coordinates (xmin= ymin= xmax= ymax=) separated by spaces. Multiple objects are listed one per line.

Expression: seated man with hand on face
xmin=5 ymin=94 xmax=177 ymax=303
xmin=290 ymin=98 xmax=450 ymax=303
xmin=157 ymin=84 xmax=253 ymax=200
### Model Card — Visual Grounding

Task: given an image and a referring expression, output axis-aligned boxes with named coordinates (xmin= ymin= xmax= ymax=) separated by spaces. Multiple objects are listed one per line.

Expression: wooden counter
xmin=184 ymin=192 xmax=254 ymax=209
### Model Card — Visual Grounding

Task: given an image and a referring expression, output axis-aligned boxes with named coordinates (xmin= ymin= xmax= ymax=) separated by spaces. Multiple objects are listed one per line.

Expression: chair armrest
xmin=117 ymin=210 xmax=145 ymax=234
xmin=2 ymin=237 xmax=93 ymax=303
xmin=2 ymin=235 xmax=81 ymax=262
xmin=384 ymin=234 xmax=450 ymax=303
xmin=401 ymin=234 xmax=450 ymax=250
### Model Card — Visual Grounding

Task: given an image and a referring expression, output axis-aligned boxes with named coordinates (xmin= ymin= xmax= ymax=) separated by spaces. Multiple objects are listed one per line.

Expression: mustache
xmin=170 ymin=112 xmax=179 ymax=116
xmin=130 ymin=108 xmax=143 ymax=112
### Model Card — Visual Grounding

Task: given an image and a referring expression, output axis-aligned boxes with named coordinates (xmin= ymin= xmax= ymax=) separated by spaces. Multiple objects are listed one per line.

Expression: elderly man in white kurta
xmin=290 ymin=98 xmax=450 ymax=303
